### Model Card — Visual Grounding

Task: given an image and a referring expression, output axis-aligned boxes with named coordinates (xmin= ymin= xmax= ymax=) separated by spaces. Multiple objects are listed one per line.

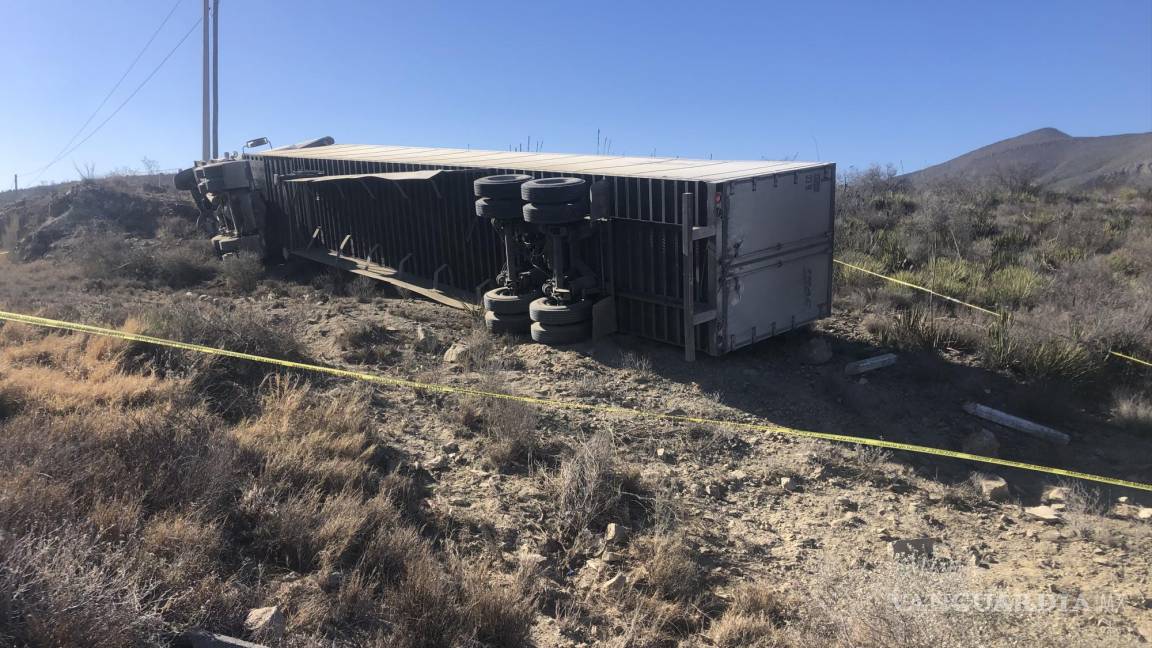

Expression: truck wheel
xmin=523 ymin=201 xmax=586 ymax=225
xmin=475 ymin=174 xmax=533 ymax=200
xmin=529 ymin=297 xmax=593 ymax=326
xmin=485 ymin=310 xmax=532 ymax=335
xmin=530 ymin=321 xmax=592 ymax=345
xmin=174 ymin=167 xmax=197 ymax=191
xmin=483 ymin=287 xmax=541 ymax=315
xmin=521 ymin=177 xmax=586 ymax=204
xmin=475 ymin=197 xmax=523 ymax=221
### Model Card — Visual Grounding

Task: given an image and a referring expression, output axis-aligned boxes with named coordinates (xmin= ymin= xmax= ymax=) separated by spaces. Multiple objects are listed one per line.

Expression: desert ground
xmin=0 ymin=173 xmax=1149 ymax=647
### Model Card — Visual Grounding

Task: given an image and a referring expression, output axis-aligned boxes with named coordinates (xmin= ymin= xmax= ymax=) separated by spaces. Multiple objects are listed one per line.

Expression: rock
xmin=601 ymin=551 xmax=623 ymax=563
xmin=1023 ymin=505 xmax=1063 ymax=523
xmin=1137 ymin=621 xmax=1152 ymax=643
xmin=443 ymin=342 xmax=469 ymax=364
xmin=705 ymin=482 xmax=727 ymax=499
xmin=655 ymin=447 xmax=675 ymax=463
xmin=804 ymin=338 xmax=833 ymax=365
xmin=604 ymin=523 xmax=629 ymax=544
xmin=1042 ymin=487 xmax=1067 ymax=504
xmin=888 ymin=538 xmax=935 ymax=559
xmin=835 ymin=496 xmax=858 ymax=511
xmin=315 ymin=570 xmax=343 ymax=592
xmin=1037 ymin=530 xmax=1063 ymax=542
xmin=423 ymin=455 xmax=448 ymax=470
xmin=1139 ymin=507 xmax=1152 ymax=520
xmin=727 ymin=470 xmax=749 ymax=484
xmin=415 ymin=325 xmax=439 ymax=352
xmin=962 ymin=429 xmax=1000 ymax=457
xmin=244 ymin=606 xmax=284 ymax=641
xmin=780 ymin=477 xmax=797 ymax=492
xmin=972 ymin=473 xmax=1010 ymax=502
xmin=601 ymin=572 xmax=630 ymax=594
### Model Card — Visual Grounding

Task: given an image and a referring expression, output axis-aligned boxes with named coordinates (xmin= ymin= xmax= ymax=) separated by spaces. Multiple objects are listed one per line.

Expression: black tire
xmin=485 ymin=310 xmax=532 ymax=335
xmin=529 ymin=297 xmax=593 ymax=326
xmin=475 ymin=174 xmax=533 ymax=200
xmin=523 ymin=201 xmax=586 ymax=225
xmin=530 ymin=321 xmax=591 ymax=345
xmin=521 ymin=177 xmax=586 ymax=204
xmin=174 ymin=167 xmax=197 ymax=191
xmin=483 ymin=287 xmax=541 ymax=315
xmin=475 ymin=198 xmax=523 ymax=221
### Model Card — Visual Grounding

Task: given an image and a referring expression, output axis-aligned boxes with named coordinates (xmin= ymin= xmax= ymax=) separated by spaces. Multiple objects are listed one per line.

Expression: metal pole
xmin=201 ymin=0 xmax=210 ymax=161
xmin=211 ymin=0 xmax=220 ymax=159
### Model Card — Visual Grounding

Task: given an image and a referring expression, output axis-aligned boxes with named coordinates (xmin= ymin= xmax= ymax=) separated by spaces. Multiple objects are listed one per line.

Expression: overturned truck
xmin=179 ymin=140 xmax=835 ymax=359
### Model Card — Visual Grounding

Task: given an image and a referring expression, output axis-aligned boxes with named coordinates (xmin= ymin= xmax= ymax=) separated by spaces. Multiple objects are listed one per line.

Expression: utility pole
xmin=201 ymin=0 xmax=210 ymax=161
xmin=211 ymin=0 xmax=220 ymax=159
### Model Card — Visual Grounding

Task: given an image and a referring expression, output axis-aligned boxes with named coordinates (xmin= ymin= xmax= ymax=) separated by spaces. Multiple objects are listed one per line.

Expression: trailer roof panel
xmin=255 ymin=144 xmax=827 ymax=182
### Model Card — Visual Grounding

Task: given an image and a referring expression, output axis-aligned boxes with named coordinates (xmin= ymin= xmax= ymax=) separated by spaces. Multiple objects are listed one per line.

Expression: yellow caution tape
xmin=0 ymin=308 xmax=1149 ymax=493
xmin=833 ymin=259 xmax=1152 ymax=369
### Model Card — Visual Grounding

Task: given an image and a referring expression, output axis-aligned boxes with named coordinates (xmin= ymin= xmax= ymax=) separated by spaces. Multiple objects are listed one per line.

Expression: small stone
xmin=972 ymin=473 xmax=1009 ymax=502
xmin=728 ymin=469 xmax=749 ymax=484
xmin=1137 ymin=507 xmax=1152 ymax=520
xmin=244 ymin=606 xmax=285 ymax=641
xmin=962 ymin=429 xmax=1000 ymax=457
xmin=835 ymin=496 xmax=858 ymax=511
xmin=780 ymin=477 xmax=797 ymax=492
xmin=601 ymin=572 xmax=630 ymax=593
xmin=315 ymin=570 xmax=343 ymax=592
xmin=1024 ymin=505 xmax=1063 ymax=523
xmin=601 ymin=551 xmax=623 ymax=563
xmin=804 ymin=338 xmax=833 ymax=365
xmin=604 ymin=523 xmax=629 ymax=544
xmin=1037 ymin=529 xmax=1063 ymax=542
xmin=1118 ymin=496 xmax=1129 ymax=504
xmin=888 ymin=538 xmax=935 ymax=558
xmin=656 ymin=447 xmax=674 ymax=463
xmin=705 ymin=482 xmax=728 ymax=499
xmin=1042 ymin=487 xmax=1067 ymax=504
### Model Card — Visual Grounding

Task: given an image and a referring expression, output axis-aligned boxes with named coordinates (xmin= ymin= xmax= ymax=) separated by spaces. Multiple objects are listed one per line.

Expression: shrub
xmin=553 ymin=433 xmax=644 ymax=539
xmin=1111 ymin=390 xmax=1152 ymax=435
xmin=220 ymin=251 xmax=263 ymax=293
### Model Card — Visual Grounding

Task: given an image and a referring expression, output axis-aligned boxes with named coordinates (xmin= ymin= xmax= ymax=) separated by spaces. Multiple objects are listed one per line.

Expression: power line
xmin=29 ymin=0 xmax=185 ymax=177
xmin=30 ymin=13 xmax=201 ymax=180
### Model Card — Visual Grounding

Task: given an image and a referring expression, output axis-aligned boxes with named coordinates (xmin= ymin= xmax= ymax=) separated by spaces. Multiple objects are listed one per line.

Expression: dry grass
xmin=553 ymin=432 xmax=646 ymax=540
xmin=220 ymin=251 xmax=264 ymax=293
xmin=1111 ymin=389 xmax=1152 ymax=435
xmin=0 ymin=324 xmax=539 ymax=647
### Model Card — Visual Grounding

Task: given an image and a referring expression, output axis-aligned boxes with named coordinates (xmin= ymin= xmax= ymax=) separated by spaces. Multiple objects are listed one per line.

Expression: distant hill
xmin=904 ymin=128 xmax=1152 ymax=191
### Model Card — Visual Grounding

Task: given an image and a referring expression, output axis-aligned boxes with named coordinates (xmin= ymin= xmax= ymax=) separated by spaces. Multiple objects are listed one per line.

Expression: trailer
xmin=183 ymin=141 xmax=835 ymax=359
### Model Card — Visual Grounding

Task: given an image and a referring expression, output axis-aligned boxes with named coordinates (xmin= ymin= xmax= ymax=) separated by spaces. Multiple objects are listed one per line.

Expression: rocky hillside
xmin=904 ymin=128 xmax=1152 ymax=191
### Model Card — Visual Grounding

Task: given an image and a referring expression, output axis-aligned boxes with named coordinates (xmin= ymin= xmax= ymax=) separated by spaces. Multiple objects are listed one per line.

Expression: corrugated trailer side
xmin=245 ymin=145 xmax=834 ymax=357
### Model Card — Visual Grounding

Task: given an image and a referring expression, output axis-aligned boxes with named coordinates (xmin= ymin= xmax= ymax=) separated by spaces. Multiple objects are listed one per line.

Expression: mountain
xmin=904 ymin=128 xmax=1152 ymax=190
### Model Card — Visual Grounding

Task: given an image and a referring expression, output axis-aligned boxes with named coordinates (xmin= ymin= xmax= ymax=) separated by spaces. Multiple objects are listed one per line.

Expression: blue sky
xmin=3 ymin=0 xmax=1150 ymax=186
